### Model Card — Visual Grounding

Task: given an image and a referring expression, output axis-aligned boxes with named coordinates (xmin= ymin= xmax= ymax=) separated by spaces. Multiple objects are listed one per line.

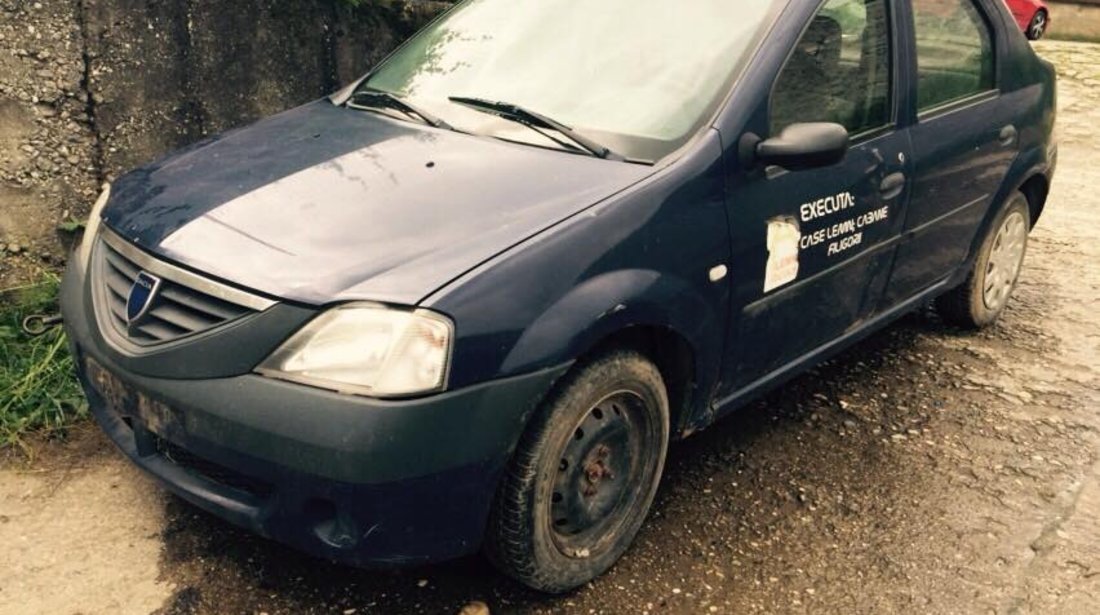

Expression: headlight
xmin=257 ymin=304 xmax=454 ymax=398
xmin=76 ymin=183 xmax=111 ymax=270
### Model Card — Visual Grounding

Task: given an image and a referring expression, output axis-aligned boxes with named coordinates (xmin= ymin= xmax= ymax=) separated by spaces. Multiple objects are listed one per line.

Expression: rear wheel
xmin=1027 ymin=10 xmax=1048 ymax=40
xmin=485 ymin=349 xmax=669 ymax=593
xmin=935 ymin=192 xmax=1030 ymax=329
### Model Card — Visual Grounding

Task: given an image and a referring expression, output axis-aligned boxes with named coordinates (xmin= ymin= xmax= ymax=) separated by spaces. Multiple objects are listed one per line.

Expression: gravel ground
xmin=1 ymin=40 xmax=1098 ymax=615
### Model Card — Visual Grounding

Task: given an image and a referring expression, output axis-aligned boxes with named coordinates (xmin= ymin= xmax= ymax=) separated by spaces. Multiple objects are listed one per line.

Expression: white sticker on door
xmin=764 ymin=216 xmax=801 ymax=293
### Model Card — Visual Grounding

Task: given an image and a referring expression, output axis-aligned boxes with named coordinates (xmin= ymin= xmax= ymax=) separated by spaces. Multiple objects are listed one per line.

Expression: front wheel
xmin=485 ymin=349 xmax=669 ymax=593
xmin=1027 ymin=10 xmax=1048 ymax=40
xmin=935 ymin=192 xmax=1031 ymax=329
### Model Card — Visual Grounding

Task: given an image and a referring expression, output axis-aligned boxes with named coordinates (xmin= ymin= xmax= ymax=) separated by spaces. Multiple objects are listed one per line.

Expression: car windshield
xmin=358 ymin=0 xmax=786 ymax=162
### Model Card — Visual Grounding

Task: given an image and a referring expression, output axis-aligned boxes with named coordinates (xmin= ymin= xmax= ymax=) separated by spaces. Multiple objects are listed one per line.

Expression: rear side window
xmin=912 ymin=0 xmax=995 ymax=111
xmin=771 ymin=0 xmax=892 ymax=137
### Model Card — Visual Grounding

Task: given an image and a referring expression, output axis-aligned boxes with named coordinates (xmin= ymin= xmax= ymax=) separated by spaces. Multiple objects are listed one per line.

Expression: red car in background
xmin=1005 ymin=0 xmax=1050 ymax=40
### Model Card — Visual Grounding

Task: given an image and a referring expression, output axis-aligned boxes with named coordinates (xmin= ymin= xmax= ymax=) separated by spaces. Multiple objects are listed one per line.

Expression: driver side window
xmin=771 ymin=0 xmax=892 ymax=137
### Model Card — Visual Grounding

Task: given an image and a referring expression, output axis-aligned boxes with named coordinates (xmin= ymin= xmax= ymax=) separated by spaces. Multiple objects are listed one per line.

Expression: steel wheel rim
xmin=548 ymin=390 xmax=653 ymax=555
xmin=983 ymin=211 xmax=1027 ymax=311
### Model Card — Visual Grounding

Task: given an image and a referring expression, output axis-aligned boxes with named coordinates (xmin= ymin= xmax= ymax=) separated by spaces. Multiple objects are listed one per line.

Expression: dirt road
xmin=2 ymin=40 xmax=1098 ymax=615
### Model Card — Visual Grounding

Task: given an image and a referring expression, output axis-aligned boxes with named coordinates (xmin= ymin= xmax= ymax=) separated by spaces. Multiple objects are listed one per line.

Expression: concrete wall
xmin=1048 ymin=1 xmax=1100 ymax=41
xmin=0 ymin=0 xmax=451 ymax=290
xmin=0 ymin=0 xmax=95 ymax=286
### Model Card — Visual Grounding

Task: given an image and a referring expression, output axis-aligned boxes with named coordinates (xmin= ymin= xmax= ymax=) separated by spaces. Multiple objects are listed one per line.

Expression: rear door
xmin=882 ymin=0 xmax=1017 ymax=304
xmin=722 ymin=0 xmax=913 ymax=390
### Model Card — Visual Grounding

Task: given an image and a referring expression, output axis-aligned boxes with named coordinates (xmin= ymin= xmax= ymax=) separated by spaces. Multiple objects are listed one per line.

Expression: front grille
xmin=94 ymin=235 xmax=257 ymax=346
xmin=154 ymin=435 xmax=274 ymax=499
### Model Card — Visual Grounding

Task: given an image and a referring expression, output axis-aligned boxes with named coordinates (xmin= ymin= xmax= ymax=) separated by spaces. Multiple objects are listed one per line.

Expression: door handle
xmin=879 ymin=172 xmax=906 ymax=200
xmin=999 ymin=124 xmax=1018 ymax=147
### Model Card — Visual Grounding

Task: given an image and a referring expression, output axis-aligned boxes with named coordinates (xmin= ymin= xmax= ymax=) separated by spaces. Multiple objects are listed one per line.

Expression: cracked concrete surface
xmin=75 ymin=0 xmax=105 ymax=186
xmin=0 ymin=40 xmax=1098 ymax=615
xmin=0 ymin=0 xmax=100 ymax=286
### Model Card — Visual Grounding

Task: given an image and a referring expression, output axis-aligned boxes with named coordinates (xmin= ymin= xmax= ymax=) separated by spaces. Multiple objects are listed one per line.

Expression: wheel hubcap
xmin=1031 ymin=14 xmax=1046 ymax=38
xmin=549 ymin=391 xmax=649 ymax=555
xmin=983 ymin=211 xmax=1027 ymax=311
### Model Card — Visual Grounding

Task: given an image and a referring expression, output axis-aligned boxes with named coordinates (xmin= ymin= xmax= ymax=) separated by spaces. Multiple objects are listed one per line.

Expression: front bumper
xmin=60 ymin=259 xmax=567 ymax=567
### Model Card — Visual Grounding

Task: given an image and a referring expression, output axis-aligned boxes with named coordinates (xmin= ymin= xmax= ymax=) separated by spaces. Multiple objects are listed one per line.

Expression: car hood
xmin=102 ymin=100 xmax=652 ymax=306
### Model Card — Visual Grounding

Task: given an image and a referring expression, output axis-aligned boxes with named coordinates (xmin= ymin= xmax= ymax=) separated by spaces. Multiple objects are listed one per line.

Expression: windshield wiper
xmin=348 ymin=89 xmax=454 ymax=130
xmin=448 ymin=96 xmax=624 ymax=161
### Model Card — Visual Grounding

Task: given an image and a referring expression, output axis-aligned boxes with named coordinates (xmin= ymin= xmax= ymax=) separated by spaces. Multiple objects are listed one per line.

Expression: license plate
xmin=86 ymin=357 xmax=180 ymax=438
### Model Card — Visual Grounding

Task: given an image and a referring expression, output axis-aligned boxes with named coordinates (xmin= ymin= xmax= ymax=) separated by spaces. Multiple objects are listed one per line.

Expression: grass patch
xmin=0 ymin=275 xmax=86 ymax=450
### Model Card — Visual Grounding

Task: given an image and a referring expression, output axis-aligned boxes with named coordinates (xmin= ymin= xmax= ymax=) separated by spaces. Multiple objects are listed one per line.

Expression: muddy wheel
xmin=1027 ymin=10 xmax=1048 ymax=41
xmin=936 ymin=192 xmax=1031 ymax=329
xmin=485 ymin=349 xmax=669 ymax=593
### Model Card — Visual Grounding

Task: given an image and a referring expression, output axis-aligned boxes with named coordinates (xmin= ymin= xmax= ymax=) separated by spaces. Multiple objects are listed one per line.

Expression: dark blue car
xmin=61 ymin=0 xmax=1056 ymax=592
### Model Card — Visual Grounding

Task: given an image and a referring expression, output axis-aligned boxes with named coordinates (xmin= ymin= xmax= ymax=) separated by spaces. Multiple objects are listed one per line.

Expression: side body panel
xmin=698 ymin=0 xmax=1053 ymax=425
xmin=420 ymin=0 xmax=1054 ymax=436
xmin=1005 ymin=0 xmax=1046 ymax=32
xmin=424 ymin=131 xmax=732 ymax=431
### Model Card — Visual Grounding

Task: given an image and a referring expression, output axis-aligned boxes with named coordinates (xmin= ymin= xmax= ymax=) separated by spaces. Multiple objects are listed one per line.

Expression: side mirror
xmin=744 ymin=122 xmax=850 ymax=172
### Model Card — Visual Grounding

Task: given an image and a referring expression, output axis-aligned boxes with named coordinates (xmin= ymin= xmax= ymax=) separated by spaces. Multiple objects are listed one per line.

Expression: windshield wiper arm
xmin=448 ymin=96 xmax=624 ymax=160
xmin=348 ymin=89 xmax=453 ymax=130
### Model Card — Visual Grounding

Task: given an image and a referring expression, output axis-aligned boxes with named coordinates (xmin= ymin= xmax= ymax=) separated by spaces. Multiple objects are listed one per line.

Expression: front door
xmin=723 ymin=0 xmax=912 ymax=394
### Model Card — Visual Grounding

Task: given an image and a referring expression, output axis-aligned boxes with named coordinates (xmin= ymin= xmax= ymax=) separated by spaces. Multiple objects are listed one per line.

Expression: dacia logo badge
xmin=126 ymin=271 xmax=162 ymax=326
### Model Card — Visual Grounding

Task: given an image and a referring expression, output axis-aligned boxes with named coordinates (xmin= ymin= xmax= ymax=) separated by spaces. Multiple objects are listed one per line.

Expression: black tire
xmin=485 ymin=349 xmax=670 ymax=593
xmin=935 ymin=192 xmax=1031 ymax=329
xmin=1027 ymin=10 xmax=1048 ymax=41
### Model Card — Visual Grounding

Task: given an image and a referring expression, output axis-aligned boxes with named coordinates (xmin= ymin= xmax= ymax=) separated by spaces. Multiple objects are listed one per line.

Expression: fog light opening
xmin=305 ymin=499 xmax=360 ymax=550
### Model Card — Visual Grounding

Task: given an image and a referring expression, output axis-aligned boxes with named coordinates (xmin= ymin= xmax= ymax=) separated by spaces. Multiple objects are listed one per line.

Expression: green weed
xmin=0 ymin=275 xmax=86 ymax=449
